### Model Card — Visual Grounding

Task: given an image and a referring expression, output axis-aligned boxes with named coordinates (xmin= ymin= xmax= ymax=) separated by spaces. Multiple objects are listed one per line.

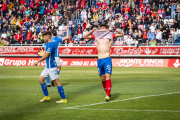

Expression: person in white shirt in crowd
xmin=53 ymin=18 xmax=59 ymax=29
xmin=126 ymin=35 xmax=133 ymax=46
xmin=149 ymin=23 xmax=156 ymax=33
xmin=155 ymin=28 xmax=162 ymax=44
xmin=172 ymin=28 xmax=177 ymax=43
xmin=81 ymin=8 xmax=87 ymax=20
xmin=1 ymin=31 xmax=7 ymax=39
xmin=132 ymin=38 xmax=138 ymax=46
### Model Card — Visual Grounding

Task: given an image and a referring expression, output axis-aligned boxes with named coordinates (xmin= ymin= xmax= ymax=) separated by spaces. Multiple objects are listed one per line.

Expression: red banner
xmin=0 ymin=46 xmax=180 ymax=56
xmin=0 ymin=58 xmax=180 ymax=68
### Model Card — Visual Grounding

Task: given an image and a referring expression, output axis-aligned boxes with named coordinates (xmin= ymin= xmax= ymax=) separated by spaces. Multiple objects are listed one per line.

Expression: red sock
xmin=102 ymin=81 xmax=107 ymax=93
xmin=106 ymin=79 xmax=112 ymax=97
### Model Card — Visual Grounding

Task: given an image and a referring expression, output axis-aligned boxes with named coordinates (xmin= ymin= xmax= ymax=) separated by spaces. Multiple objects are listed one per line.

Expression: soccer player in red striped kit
xmin=83 ymin=24 xmax=124 ymax=101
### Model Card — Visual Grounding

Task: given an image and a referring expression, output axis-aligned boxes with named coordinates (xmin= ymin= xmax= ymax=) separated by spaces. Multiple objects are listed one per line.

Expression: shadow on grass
xmin=110 ymin=93 xmax=121 ymax=100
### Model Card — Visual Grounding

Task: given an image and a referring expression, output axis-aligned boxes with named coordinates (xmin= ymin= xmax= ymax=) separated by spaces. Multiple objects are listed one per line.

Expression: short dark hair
xmin=42 ymin=31 xmax=52 ymax=37
xmin=51 ymin=30 xmax=57 ymax=36
xmin=100 ymin=24 xmax=108 ymax=28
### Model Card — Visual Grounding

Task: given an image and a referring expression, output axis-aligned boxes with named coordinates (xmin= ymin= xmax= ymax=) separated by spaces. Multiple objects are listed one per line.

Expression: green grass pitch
xmin=0 ymin=66 xmax=180 ymax=120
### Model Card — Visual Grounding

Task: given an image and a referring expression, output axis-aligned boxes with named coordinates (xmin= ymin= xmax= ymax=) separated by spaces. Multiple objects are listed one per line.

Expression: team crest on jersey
xmin=47 ymin=47 xmax=51 ymax=52
xmin=106 ymin=65 xmax=111 ymax=73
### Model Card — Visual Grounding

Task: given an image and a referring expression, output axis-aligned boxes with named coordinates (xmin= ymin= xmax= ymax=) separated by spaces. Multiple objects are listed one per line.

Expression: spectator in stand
xmin=140 ymin=2 xmax=146 ymax=16
xmin=2 ymin=0 xmax=7 ymax=18
xmin=126 ymin=35 xmax=133 ymax=46
xmin=15 ymin=31 xmax=22 ymax=44
xmin=159 ymin=0 xmax=165 ymax=9
xmin=147 ymin=29 xmax=155 ymax=41
xmin=165 ymin=8 xmax=171 ymax=19
xmin=26 ymin=30 xmax=32 ymax=44
xmin=170 ymin=2 xmax=177 ymax=19
xmin=172 ymin=28 xmax=177 ymax=43
xmin=156 ymin=28 xmax=163 ymax=44
xmin=162 ymin=29 xmax=168 ymax=44
xmin=149 ymin=39 xmax=157 ymax=46
xmin=73 ymin=34 xmax=80 ymax=42
xmin=142 ymin=28 xmax=148 ymax=43
xmin=96 ymin=1 xmax=102 ymax=9
xmin=136 ymin=33 xmax=143 ymax=44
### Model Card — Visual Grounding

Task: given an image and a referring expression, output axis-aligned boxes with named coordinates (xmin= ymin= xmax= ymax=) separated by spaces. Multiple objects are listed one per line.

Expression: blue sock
xmin=41 ymin=83 xmax=49 ymax=96
xmin=57 ymin=86 xmax=66 ymax=99
xmin=46 ymin=77 xmax=50 ymax=84
xmin=57 ymin=70 xmax=60 ymax=75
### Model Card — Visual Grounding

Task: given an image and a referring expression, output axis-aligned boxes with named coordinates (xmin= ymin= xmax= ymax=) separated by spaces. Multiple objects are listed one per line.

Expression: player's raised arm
xmin=83 ymin=28 xmax=97 ymax=39
xmin=62 ymin=29 xmax=69 ymax=41
xmin=114 ymin=29 xmax=125 ymax=38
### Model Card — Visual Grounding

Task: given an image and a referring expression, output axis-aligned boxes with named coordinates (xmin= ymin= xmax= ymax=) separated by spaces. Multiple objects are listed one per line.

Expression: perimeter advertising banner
xmin=0 ymin=46 xmax=180 ymax=56
xmin=0 ymin=58 xmax=179 ymax=68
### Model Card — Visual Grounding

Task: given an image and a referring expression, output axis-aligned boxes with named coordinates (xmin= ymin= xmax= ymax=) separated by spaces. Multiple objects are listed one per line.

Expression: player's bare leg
xmin=51 ymin=66 xmax=61 ymax=86
xmin=39 ymin=76 xmax=50 ymax=102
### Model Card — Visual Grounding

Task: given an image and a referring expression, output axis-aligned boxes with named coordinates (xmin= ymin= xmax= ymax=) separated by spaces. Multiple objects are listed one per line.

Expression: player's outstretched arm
xmin=83 ymin=28 xmax=97 ymax=39
xmin=34 ymin=52 xmax=50 ymax=66
xmin=62 ymin=29 xmax=69 ymax=41
xmin=115 ymin=30 xmax=125 ymax=38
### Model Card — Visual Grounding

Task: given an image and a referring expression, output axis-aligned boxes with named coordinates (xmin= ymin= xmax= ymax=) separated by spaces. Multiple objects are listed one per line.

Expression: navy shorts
xmin=97 ymin=57 xmax=112 ymax=76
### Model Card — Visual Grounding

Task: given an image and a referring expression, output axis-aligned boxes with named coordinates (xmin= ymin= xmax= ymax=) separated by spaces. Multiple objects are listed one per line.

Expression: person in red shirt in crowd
xmin=54 ymin=2 xmax=59 ymax=9
xmin=32 ymin=32 xmax=38 ymax=44
xmin=35 ymin=13 xmax=39 ymax=21
xmin=123 ymin=4 xmax=131 ymax=13
xmin=74 ymin=1 xmax=80 ymax=10
xmin=26 ymin=30 xmax=32 ymax=44
xmin=15 ymin=31 xmax=22 ymax=44
xmin=142 ymin=28 xmax=148 ymax=44
xmin=92 ymin=6 xmax=98 ymax=13
xmin=30 ymin=0 xmax=35 ymax=9
xmin=102 ymin=0 xmax=108 ymax=11
xmin=146 ymin=3 xmax=151 ymax=15
xmin=81 ymin=0 xmax=86 ymax=8
xmin=20 ymin=0 xmax=25 ymax=5
xmin=96 ymin=0 xmax=102 ymax=9
xmin=2 ymin=0 xmax=7 ymax=18
xmin=140 ymin=2 xmax=146 ymax=16
xmin=141 ymin=14 xmax=147 ymax=24
xmin=24 ymin=14 xmax=30 ymax=22
xmin=76 ymin=24 xmax=83 ymax=39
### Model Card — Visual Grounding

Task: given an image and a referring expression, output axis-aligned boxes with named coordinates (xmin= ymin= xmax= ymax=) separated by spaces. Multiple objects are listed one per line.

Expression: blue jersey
xmin=51 ymin=37 xmax=62 ymax=57
xmin=45 ymin=41 xmax=57 ymax=68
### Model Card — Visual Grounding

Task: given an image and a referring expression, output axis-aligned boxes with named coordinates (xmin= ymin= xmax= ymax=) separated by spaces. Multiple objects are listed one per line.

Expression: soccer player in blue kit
xmin=34 ymin=31 xmax=67 ymax=103
xmin=46 ymin=29 xmax=69 ymax=87
xmin=83 ymin=24 xmax=124 ymax=101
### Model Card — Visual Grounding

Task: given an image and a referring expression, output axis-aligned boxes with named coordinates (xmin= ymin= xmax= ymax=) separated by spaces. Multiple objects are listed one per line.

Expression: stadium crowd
xmin=0 ymin=0 xmax=180 ymax=46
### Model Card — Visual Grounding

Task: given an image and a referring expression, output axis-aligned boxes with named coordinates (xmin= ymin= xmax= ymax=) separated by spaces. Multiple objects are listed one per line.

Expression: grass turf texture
xmin=0 ymin=66 xmax=180 ymax=120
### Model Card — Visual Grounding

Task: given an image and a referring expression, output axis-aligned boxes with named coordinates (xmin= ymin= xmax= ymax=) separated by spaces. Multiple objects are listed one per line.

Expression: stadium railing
xmin=0 ymin=43 xmax=180 ymax=46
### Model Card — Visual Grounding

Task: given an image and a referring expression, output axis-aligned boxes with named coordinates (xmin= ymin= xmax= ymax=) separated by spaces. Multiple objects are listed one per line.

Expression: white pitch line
xmin=0 ymin=71 xmax=158 ymax=79
xmin=63 ymin=91 xmax=180 ymax=109
xmin=64 ymin=108 xmax=180 ymax=113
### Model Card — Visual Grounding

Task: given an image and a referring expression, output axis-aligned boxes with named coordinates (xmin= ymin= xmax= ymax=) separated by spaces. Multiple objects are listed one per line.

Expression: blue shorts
xmin=97 ymin=57 xmax=112 ymax=76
